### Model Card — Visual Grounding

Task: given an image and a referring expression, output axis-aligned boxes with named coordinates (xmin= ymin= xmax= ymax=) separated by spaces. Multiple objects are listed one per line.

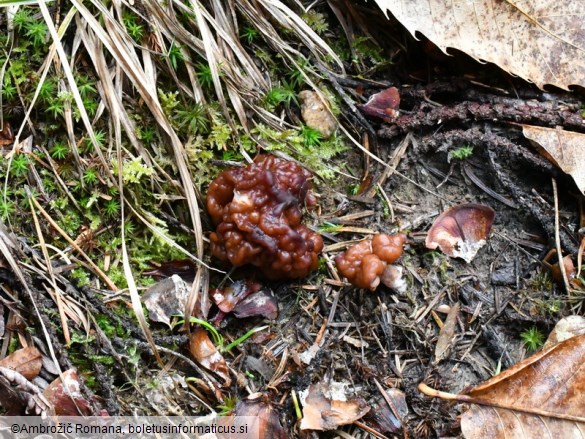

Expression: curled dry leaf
xmin=212 ymin=280 xmax=262 ymax=314
xmin=300 ymin=380 xmax=370 ymax=431
xmin=357 ymin=87 xmax=400 ymax=122
xmin=365 ymin=388 xmax=409 ymax=434
xmin=0 ymin=347 xmax=42 ymax=380
xmin=44 ymin=369 xmax=95 ymax=416
xmin=189 ymin=328 xmax=231 ymax=387
xmin=232 ymin=289 xmax=278 ymax=320
xmin=426 ymin=203 xmax=495 ymax=263
xmin=0 ymin=123 xmax=13 ymax=146
xmin=232 ymin=393 xmax=287 ymax=439
xmin=212 ymin=280 xmax=278 ymax=321
xmin=523 ymin=125 xmax=585 ymax=195
xmin=143 ymin=275 xmax=194 ymax=328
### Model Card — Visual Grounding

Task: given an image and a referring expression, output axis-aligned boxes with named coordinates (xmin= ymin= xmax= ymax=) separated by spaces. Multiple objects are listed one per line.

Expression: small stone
xmin=298 ymin=90 xmax=337 ymax=138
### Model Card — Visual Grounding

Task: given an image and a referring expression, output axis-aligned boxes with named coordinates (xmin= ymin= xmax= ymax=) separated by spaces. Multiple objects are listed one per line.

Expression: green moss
xmin=520 ymin=326 xmax=545 ymax=351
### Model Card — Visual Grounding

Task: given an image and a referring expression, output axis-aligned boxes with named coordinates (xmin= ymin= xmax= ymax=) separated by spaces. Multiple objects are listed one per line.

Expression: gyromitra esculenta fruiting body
xmin=335 ymin=233 xmax=407 ymax=291
xmin=207 ymin=155 xmax=323 ymax=279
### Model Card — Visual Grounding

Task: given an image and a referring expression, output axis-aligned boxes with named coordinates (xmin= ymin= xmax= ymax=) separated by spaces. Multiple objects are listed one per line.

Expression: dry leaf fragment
xmin=543 ymin=315 xmax=585 ymax=349
xmin=523 ymin=125 xmax=585 ymax=195
xmin=231 ymin=289 xmax=278 ymax=320
xmin=212 ymin=280 xmax=278 ymax=321
xmin=232 ymin=393 xmax=287 ymax=439
xmin=212 ymin=280 xmax=262 ymax=314
xmin=43 ymin=369 xmax=94 ymax=416
xmin=0 ymin=347 xmax=42 ymax=380
xmin=426 ymin=203 xmax=495 ymax=263
xmin=420 ymin=332 xmax=585 ymax=438
xmin=434 ymin=302 xmax=460 ymax=362
xmin=300 ymin=379 xmax=370 ymax=431
xmin=373 ymin=1 xmax=585 ymax=90
xmin=189 ymin=328 xmax=231 ymax=387
xmin=358 ymin=87 xmax=400 ymax=122
xmin=0 ymin=123 xmax=13 ymax=146
xmin=143 ymin=275 xmax=192 ymax=328
xmin=365 ymin=388 xmax=408 ymax=434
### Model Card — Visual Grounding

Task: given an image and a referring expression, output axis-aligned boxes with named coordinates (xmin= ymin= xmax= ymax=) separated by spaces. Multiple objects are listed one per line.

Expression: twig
xmin=552 ymin=178 xmax=571 ymax=294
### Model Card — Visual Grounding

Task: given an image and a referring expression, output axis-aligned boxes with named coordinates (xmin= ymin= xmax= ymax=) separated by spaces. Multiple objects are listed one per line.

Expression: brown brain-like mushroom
xmin=207 ymin=154 xmax=323 ymax=279
xmin=335 ymin=233 xmax=407 ymax=291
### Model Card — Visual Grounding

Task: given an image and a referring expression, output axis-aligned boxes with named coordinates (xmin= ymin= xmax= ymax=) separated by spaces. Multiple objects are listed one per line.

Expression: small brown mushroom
xmin=207 ymin=154 xmax=323 ymax=279
xmin=335 ymin=233 xmax=407 ymax=291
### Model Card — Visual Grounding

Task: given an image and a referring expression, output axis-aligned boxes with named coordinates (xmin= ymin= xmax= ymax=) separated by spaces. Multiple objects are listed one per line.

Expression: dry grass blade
xmin=28 ymin=194 xmax=71 ymax=344
xmin=77 ymin=18 xmax=150 ymax=164
xmin=74 ymin=0 xmax=205 ymax=256
xmin=28 ymin=195 xmax=117 ymax=291
xmin=37 ymin=1 xmax=113 ymax=180
xmin=253 ymin=0 xmax=343 ymax=69
xmin=0 ymin=223 xmax=65 ymax=395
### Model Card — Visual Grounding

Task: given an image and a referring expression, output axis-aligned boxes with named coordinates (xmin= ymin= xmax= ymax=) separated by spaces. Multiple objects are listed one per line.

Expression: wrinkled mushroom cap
xmin=207 ymin=155 xmax=323 ymax=279
xmin=335 ymin=233 xmax=407 ymax=290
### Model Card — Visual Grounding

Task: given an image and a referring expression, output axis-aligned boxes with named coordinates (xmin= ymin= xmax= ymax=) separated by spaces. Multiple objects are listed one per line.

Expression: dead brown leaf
xmin=232 ymin=393 xmax=287 ymax=439
xmin=300 ymin=380 xmax=370 ymax=431
xmin=0 ymin=123 xmax=13 ymax=146
xmin=374 ymin=1 xmax=585 ymax=90
xmin=189 ymin=328 xmax=231 ymax=387
xmin=44 ymin=369 xmax=94 ymax=416
xmin=425 ymin=203 xmax=495 ymax=263
xmin=523 ymin=125 xmax=585 ymax=196
xmin=358 ymin=87 xmax=400 ymax=122
xmin=420 ymin=333 xmax=585 ymax=438
xmin=434 ymin=302 xmax=459 ymax=362
xmin=0 ymin=347 xmax=42 ymax=380
xmin=142 ymin=275 xmax=193 ymax=328
xmin=544 ymin=315 xmax=585 ymax=349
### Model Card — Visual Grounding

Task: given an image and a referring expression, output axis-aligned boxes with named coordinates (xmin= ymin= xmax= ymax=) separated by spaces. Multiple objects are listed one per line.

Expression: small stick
xmin=552 ymin=178 xmax=571 ymax=294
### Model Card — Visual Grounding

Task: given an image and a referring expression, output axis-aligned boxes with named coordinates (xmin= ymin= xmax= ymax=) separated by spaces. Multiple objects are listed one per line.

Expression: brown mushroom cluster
xmin=207 ymin=154 xmax=323 ymax=279
xmin=335 ymin=233 xmax=407 ymax=291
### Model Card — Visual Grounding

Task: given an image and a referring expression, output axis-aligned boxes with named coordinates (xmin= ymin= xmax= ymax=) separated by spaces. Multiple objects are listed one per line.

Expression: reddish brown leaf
xmin=425 ymin=203 xmax=495 ymax=263
xmin=43 ymin=369 xmax=94 ymax=416
xmin=358 ymin=87 xmax=400 ymax=122
xmin=232 ymin=289 xmax=278 ymax=320
xmin=300 ymin=380 xmax=370 ymax=431
xmin=189 ymin=328 xmax=231 ymax=387
xmin=212 ymin=280 xmax=262 ymax=314
xmin=232 ymin=393 xmax=287 ymax=439
xmin=0 ymin=347 xmax=42 ymax=380
xmin=0 ymin=123 xmax=13 ymax=146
